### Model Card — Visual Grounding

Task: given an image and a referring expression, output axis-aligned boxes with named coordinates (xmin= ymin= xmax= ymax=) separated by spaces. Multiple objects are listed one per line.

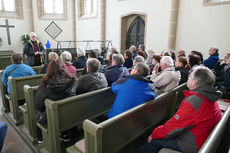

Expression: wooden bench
xmin=6 ymin=74 xmax=43 ymax=125
xmin=45 ymin=48 xmax=77 ymax=62
xmin=0 ymin=50 xmax=14 ymax=56
xmin=76 ymin=68 xmax=84 ymax=77
xmin=0 ymin=56 xmax=12 ymax=70
xmin=32 ymin=65 xmax=43 ymax=74
xmin=37 ymin=87 xmax=116 ymax=153
xmin=66 ymin=84 xmax=187 ymax=153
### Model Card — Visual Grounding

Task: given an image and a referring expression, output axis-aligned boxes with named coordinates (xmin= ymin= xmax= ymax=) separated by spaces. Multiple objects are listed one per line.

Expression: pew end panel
xmin=0 ymin=70 xmax=10 ymax=113
xmin=76 ymin=68 xmax=84 ymax=78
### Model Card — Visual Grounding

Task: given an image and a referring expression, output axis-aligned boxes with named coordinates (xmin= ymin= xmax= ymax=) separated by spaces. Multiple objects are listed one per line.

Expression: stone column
xmin=100 ymin=0 xmax=106 ymax=47
xmin=167 ymin=0 xmax=180 ymax=50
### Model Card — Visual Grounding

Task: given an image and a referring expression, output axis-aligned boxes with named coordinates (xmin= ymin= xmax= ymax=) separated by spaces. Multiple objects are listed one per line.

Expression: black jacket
xmin=175 ymin=67 xmax=188 ymax=85
xmin=72 ymin=56 xmax=87 ymax=69
xmin=36 ymin=77 xmax=77 ymax=112
xmin=76 ymin=72 xmax=108 ymax=95
xmin=124 ymin=59 xmax=133 ymax=69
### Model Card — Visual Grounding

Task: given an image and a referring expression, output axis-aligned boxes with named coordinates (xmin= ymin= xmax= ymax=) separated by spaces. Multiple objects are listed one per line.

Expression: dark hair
xmin=177 ymin=57 xmax=187 ymax=67
xmin=137 ymin=51 xmax=147 ymax=59
xmin=152 ymin=55 xmax=161 ymax=63
xmin=41 ymin=59 xmax=74 ymax=85
xmin=88 ymin=50 xmax=97 ymax=58
xmin=135 ymin=62 xmax=149 ymax=77
xmin=139 ymin=44 xmax=145 ymax=51
xmin=170 ymin=50 xmax=176 ymax=60
xmin=87 ymin=58 xmax=100 ymax=72
xmin=11 ymin=53 xmax=23 ymax=64
xmin=124 ymin=50 xmax=133 ymax=59
xmin=188 ymin=54 xmax=201 ymax=68
xmin=191 ymin=51 xmax=203 ymax=63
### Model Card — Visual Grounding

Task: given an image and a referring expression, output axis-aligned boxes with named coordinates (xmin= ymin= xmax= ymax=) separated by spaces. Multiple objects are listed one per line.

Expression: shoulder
xmin=113 ymin=77 xmax=129 ymax=86
xmin=184 ymin=95 xmax=204 ymax=111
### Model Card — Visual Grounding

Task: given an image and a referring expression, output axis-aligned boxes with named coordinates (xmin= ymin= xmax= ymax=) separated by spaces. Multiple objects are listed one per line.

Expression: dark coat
xmin=104 ymin=64 xmax=129 ymax=86
xmin=76 ymin=72 xmax=108 ymax=95
xmin=175 ymin=67 xmax=188 ymax=85
xmin=214 ymin=62 xmax=225 ymax=82
xmin=124 ymin=59 xmax=133 ymax=69
xmin=36 ymin=78 xmax=77 ymax=112
xmin=72 ymin=56 xmax=87 ymax=69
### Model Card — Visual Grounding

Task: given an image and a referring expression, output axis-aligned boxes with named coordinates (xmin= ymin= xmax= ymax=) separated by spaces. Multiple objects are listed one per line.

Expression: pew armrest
xmin=66 ymin=145 xmax=83 ymax=153
xmin=36 ymin=123 xmax=48 ymax=133
xmin=74 ymin=139 xmax=85 ymax=153
xmin=5 ymin=94 xmax=11 ymax=100
xmin=19 ymin=105 xmax=27 ymax=113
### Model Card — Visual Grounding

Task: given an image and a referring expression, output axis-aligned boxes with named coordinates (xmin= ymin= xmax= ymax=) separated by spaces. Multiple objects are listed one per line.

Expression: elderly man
xmin=150 ymin=56 xmax=180 ymax=94
xmin=23 ymin=32 xmax=45 ymax=66
xmin=60 ymin=51 xmax=76 ymax=76
xmin=108 ymin=62 xmax=157 ymax=118
xmin=177 ymin=49 xmax=186 ymax=57
xmin=76 ymin=58 xmax=108 ymax=95
xmin=129 ymin=45 xmax=137 ymax=58
xmin=72 ymin=47 xmax=87 ymax=69
xmin=204 ymin=47 xmax=219 ymax=69
xmin=40 ymin=52 xmax=58 ymax=74
xmin=105 ymin=54 xmax=129 ymax=86
xmin=136 ymin=66 xmax=222 ymax=153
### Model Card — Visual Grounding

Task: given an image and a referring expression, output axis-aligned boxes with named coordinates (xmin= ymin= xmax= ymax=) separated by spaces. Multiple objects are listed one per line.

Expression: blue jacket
xmin=2 ymin=63 xmax=36 ymax=93
xmin=72 ymin=56 xmax=87 ymax=69
xmin=204 ymin=53 xmax=219 ymax=69
xmin=105 ymin=64 xmax=129 ymax=86
xmin=108 ymin=75 xmax=157 ymax=118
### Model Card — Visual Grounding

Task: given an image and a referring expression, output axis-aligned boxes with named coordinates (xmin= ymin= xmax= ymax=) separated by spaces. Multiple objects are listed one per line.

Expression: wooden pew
xmin=66 ymin=84 xmax=187 ymax=153
xmin=76 ymin=68 xmax=84 ymax=77
xmin=0 ymin=56 xmax=12 ymax=70
xmin=32 ymin=65 xmax=43 ymax=74
xmin=0 ymin=50 xmax=14 ymax=56
xmin=6 ymin=74 xmax=43 ymax=125
xmin=0 ymin=70 xmax=10 ymax=112
xmin=37 ymin=87 xmax=116 ymax=153
xmin=45 ymin=48 xmax=77 ymax=62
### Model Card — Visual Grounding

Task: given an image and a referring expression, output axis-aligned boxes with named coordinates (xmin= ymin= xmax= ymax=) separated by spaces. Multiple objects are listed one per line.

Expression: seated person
xmin=108 ymin=47 xmax=119 ymax=65
xmin=177 ymin=49 xmax=186 ymax=58
xmin=137 ymin=50 xmax=147 ymax=59
xmin=129 ymin=45 xmax=137 ymax=59
xmin=40 ymin=52 xmax=58 ymax=74
xmin=150 ymin=55 xmax=161 ymax=76
xmin=175 ymin=57 xmax=188 ymax=85
xmin=72 ymin=47 xmax=87 ymax=69
xmin=2 ymin=52 xmax=36 ymax=94
xmin=36 ymin=59 xmax=77 ymax=143
xmin=108 ymin=62 xmax=157 ymax=119
xmin=150 ymin=56 xmax=180 ymax=95
xmin=188 ymin=53 xmax=202 ymax=74
xmin=76 ymin=58 xmax=108 ymax=95
xmin=124 ymin=49 xmax=133 ymax=69
xmin=146 ymin=49 xmax=155 ymax=65
xmin=204 ymin=47 xmax=219 ymax=69
xmin=135 ymin=66 xmax=222 ymax=153
xmin=133 ymin=56 xmax=145 ymax=67
xmin=60 ymin=51 xmax=76 ymax=76
xmin=0 ymin=121 xmax=7 ymax=152
xmin=105 ymin=54 xmax=129 ymax=86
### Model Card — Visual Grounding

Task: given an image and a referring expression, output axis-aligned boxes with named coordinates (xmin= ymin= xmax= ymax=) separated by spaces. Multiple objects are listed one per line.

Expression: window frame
xmin=203 ymin=0 xmax=230 ymax=6
xmin=37 ymin=0 xmax=67 ymax=20
xmin=78 ymin=0 xmax=98 ymax=20
xmin=0 ymin=0 xmax=23 ymax=19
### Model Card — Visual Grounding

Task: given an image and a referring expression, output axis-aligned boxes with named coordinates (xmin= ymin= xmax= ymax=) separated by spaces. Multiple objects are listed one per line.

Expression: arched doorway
xmin=126 ymin=16 xmax=145 ymax=49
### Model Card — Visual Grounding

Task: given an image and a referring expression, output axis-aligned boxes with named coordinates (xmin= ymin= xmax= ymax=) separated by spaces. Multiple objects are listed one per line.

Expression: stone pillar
xmin=72 ymin=0 xmax=76 ymax=48
xmin=101 ymin=0 xmax=106 ymax=47
xmin=167 ymin=0 xmax=180 ymax=50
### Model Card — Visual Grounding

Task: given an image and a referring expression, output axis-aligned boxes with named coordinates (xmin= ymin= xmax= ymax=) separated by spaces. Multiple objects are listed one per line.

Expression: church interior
xmin=0 ymin=0 xmax=230 ymax=153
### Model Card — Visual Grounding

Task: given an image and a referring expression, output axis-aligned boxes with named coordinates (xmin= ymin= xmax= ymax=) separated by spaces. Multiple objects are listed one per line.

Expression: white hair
xmin=61 ymin=51 xmax=72 ymax=63
xmin=29 ymin=32 xmax=36 ymax=37
xmin=77 ymin=47 xmax=85 ymax=56
xmin=160 ymin=56 xmax=174 ymax=67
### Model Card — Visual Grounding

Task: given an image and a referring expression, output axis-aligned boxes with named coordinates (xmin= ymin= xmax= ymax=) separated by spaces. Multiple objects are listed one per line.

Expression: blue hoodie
xmin=204 ymin=53 xmax=219 ymax=69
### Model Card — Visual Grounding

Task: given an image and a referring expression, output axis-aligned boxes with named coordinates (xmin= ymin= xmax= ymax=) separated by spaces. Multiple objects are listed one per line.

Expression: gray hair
xmin=48 ymin=52 xmax=58 ymax=61
xmin=77 ymin=47 xmax=85 ymax=56
xmin=112 ymin=54 xmax=125 ymax=65
xmin=135 ymin=62 xmax=150 ymax=77
xmin=191 ymin=66 xmax=215 ymax=87
xmin=94 ymin=49 xmax=101 ymax=57
xmin=160 ymin=56 xmax=174 ymax=67
xmin=29 ymin=32 xmax=36 ymax=37
xmin=134 ymin=56 xmax=144 ymax=63
xmin=87 ymin=58 xmax=100 ymax=72
xmin=110 ymin=47 xmax=118 ymax=53
xmin=61 ymin=51 xmax=72 ymax=63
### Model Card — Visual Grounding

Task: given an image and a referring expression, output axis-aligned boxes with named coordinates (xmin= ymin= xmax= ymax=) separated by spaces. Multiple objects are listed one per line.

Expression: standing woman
xmin=36 ymin=59 xmax=77 ymax=143
xmin=23 ymin=32 xmax=45 ymax=66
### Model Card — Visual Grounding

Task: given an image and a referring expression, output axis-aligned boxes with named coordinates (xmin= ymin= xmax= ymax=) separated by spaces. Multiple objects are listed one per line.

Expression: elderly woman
xmin=60 ymin=51 xmax=76 ymax=76
xmin=150 ymin=56 xmax=181 ymax=94
xmin=105 ymin=54 xmax=129 ymax=86
xmin=133 ymin=56 xmax=145 ymax=67
xmin=72 ymin=47 xmax=87 ymax=69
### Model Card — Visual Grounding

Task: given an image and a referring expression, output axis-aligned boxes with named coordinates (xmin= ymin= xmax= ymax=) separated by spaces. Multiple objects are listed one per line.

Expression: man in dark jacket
xmin=76 ymin=58 xmax=108 ymax=94
xmin=204 ymin=47 xmax=219 ymax=69
xmin=136 ymin=66 xmax=222 ymax=153
xmin=72 ymin=47 xmax=87 ymax=69
xmin=108 ymin=62 xmax=156 ymax=118
xmin=23 ymin=32 xmax=45 ymax=66
xmin=105 ymin=54 xmax=129 ymax=86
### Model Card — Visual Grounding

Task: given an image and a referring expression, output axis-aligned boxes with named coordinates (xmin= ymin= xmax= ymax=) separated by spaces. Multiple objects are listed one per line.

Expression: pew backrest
xmin=0 ymin=56 xmax=12 ymax=70
xmin=0 ymin=70 xmax=9 ymax=112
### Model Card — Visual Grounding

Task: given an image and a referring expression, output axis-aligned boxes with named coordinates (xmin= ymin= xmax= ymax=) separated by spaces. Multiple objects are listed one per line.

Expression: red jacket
xmin=65 ymin=63 xmax=76 ymax=76
xmin=152 ymin=88 xmax=221 ymax=153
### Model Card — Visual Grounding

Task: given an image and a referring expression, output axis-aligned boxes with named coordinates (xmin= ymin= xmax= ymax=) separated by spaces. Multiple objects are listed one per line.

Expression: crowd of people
xmin=1 ymin=32 xmax=230 ymax=152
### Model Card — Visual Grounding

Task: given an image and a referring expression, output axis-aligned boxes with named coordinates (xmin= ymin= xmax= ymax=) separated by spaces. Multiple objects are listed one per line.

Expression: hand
xmin=218 ymin=58 xmax=224 ymax=62
xmin=35 ymin=52 xmax=39 ymax=55
xmin=147 ymin=135 xmax=152 ymax=143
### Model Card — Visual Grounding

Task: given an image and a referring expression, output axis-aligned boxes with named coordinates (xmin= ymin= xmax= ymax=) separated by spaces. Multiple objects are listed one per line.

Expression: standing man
xmin=204 ymin=47 xmax=219 ymax=69
xmin=23 ymin=32 xmax=45 ymax=66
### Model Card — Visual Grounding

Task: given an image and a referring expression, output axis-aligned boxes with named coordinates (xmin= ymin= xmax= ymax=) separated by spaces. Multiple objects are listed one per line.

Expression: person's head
xmin=88 ymin=50 xmax=97 ymax=58
xmin=161 ymin=49 xmax=171 ymax=57
xmin=188 ymin=54 xmax=201 ymax=68
xmin=138 ymin=44 xmax=145 ymax=51
xmin=190 ymin=50 xmax=203 ymax=63
xmin=178 ymin=49 xmax=186 ymax=57
xmin=86 ymin=58 xmax=100 ymax=73
xmin=137 ymin=51 xmax=147 ymax=59
xmin=175 ymin=57 xmax=187 ymax=68
xmin=129 ymin=45 xmax=137 ymax=52
xmin=133 ymin=56 xmax=144 ymax=66
xmin=224 ymin=53 xmax=230 ymax=63
xmin=131 ymin=62 xmax=149 ymax=77
xmin=124 ymin=50 xmax=132 ymax=59
xmin=42 ymin=59 xmax=74 ymax=84
xmin=29 ymin=32 xmax=37 ymax=42
xmin=147 ymin=49 xmax=155 ymax=56
xmin=152 ymin=55 xmax=161 ymax=65
xmin=60 ymin=51 xmax=72 ymax=63
xmin=110 ymin=47 xmax=118 ymax=54
xmin=94 ymin=49 xmax=101 ymax=57
xmin=11 ymin=52 xmax=23 ymax=64
xmin=187 ymin=66 xmax=215 ymax=90
xmin=169 ymin=50 xmax=176 ymax=60
xmin=48 ymin=52 xmax=58 ymax=61
xmin=77 ymin=47 xmax=85 ymax=57
xmin=209 ymin=47 xmax=219 ymax=56
xmin=112 ymin=54 xmax=125 ymax=66
xmin=160 ymin=56 xmax=174 ymax=70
